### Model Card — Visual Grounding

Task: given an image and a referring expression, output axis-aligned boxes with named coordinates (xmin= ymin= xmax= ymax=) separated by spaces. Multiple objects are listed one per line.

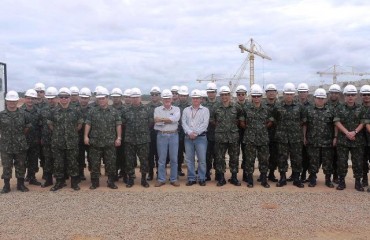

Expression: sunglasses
xmin=362 ymin=94 xmax=370 ymax=97
xmin=220 ymin=93 xmax=230 ymax=96
xmin=36 ymin=90 xmax=45 ymax=93
xmin=345 ymin=94 xmax=356 ymax=97
xmin=59 ymin=96 xmax=70 ymax=99
xmin=237 ymin=93 xmax=246 ymax=96
xmin=151 ymin=93 xmax=160 ymax=96
xmin=252 ymin=95 xmax=262 ymax=98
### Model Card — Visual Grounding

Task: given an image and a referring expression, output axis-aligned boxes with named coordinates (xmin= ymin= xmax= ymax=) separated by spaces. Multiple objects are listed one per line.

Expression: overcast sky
xmin=1 ymin=0 xmax=370 ymax=93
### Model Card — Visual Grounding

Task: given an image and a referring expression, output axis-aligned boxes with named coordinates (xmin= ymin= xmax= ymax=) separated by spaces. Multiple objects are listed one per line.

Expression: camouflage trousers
xmin=337 ymin=145 xmax=364 ymax=179
xmin=52 ymin=148 xmax=79 ymax=179
xmin=89 ymin=145 xmax=116 ymax=179
xmin=42 ymin=144 xmax=54 ymax=174
xmin=214 ymin=142 xmax=240 ymax=174
xmin=116 ymin=144 xmax=125 ymax=174
xmin=147 ymin=130 xmax=158 ymax=172
xmin=125 ymin=142 xmax=149 ymax=176
xmin=363 ymin=146 xmax=370 ymax=174
xmin=206 ymin=140 xmax=216 ymax=172
xmin=178 ymin=132 xmax=185 ymax=171
xmin=301 ymin=145 xmax=309 ymax=173
xmin=78 ymin=143 xmax=89 ymax=170
xmin=268 ymin=141 xmax=278 ymax=171
xmin=306 ymin=146 xmax=333 ymax=175
xmin=277 ymin=142 xmax=302 ymax=173
xmin=1 ymin=151 xmax=26 ymax=179
xmin=239 ymin=130 xmax=247 ymax=170
xmin=243 ymin=144 xmax=269 ymax=175
xmin=26 ymin=145 xmax=40 ymax=174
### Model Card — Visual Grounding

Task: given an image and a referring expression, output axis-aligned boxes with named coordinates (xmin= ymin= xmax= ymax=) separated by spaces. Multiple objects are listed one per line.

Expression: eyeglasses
xmin=362 ymin=94 xmax=370 ymax=97
xmin=237 ymin=93 xmax=245 ymax=96
xmin=251 ymin=95 xmax=262 ymax=98
xmin=151 ymin=93 xmax=160 ymax=96
xmin=59 ymin=96 xmax=70 ymax=99
xmin=36 ymin=90 xmax=45 ymax=93
xmin=345 ymin=94 xmax=356 ymax=97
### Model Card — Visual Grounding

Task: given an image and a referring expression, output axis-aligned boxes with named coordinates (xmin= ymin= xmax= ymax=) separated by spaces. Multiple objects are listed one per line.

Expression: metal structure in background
xmin=0 ymin=62 xmax=7 ymax=111
xmin=317 ymin=64 xmax=370 ymax=84
xmin=239 ymin=38 xmax=272 ymax=88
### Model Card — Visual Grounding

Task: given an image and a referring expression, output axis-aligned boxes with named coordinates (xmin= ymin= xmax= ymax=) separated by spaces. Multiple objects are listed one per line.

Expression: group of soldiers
xmin=1 ymin=80 xmax=370 ymax=193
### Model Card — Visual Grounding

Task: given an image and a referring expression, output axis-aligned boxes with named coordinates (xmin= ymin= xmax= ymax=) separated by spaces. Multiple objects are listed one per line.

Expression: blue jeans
xmin=185 ymin=135 xmax=207 ymax=181
xmin=157 ymin=132 xmax=179 ymax=183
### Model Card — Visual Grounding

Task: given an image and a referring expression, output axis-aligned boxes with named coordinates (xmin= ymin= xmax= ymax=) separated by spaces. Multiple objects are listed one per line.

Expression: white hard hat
xmin=94 ymin=85 xmax=104 ymax=94
xmin=34 ymin=82 xmax=46 ymax=91
xmin=58 ymin=87 xmax=71 ymax=96
xmin=235 ymin=85 xmax=247 ymax=93
xmin=219 ymin=85 xmax=231 ymax=94
xmin=96 ymin=87 xmax=109 ymax=98
xmin=5 ymin=90 xmax=19 ymax=101
xmin=45 ymin=87 xmax=58 ymax=99
xmin=190 ymin=89 xmax=202 ymax=98
xmin=171 ymin=85 xmax=179 ymax=92
xmin=206 ymin=82 xmax=217 ymax=92
xmin=70 ymin=86 xmax=79 ymax=95
xmin=200 ymin=90 xmax=208 ymax=98
xmin=343 ymin=84 xmax=357 ymax=94
xmin=130 ymin=88 xmax=142 ymax=97
xmin=328 ymin=84 xmax=341 ymax=93
xmin=150 ymin=86 xmax=161 ymax=94
xmin=161 ymin=89 xmax=173 ymax=99
xmin=265 ymin=84 xmax=277 ymax=91
xmin=110 ymin=88 xmax=123 ymax=97
xmin=123 ymin=89 xmax=132 ymax=97
xmin=178 ymin=85 xmax=189 ymax=95
xmin=79 ymin=87 xmax=92 ymax=98
xmin=25 ymin=89 xmax=38 ymax=98
xmin=297 ymin=83 xmax=309 ymax=92
xmin=283 ymin=83 xmax=296 ymax=94
xmin=250 ymin=84 xmax=263 ymax=96
xmin=360 ymin=85 xmax=370 ymax=94
xmin=314 ymin=88 xmax=327 ymax=99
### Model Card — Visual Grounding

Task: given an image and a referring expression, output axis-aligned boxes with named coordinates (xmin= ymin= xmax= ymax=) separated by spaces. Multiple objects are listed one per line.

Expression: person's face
xmin=266 ymin=90 xmax=277 ymax=100
xmin=207 ymin=91 xmax=217 ymax=100
xmin=314 ymin=97 xmax=326 ymax=107
xmin=79 ymin=97 xmax=90 ymax=106
xmin=131 ymin=97 xmax=141 ymax=106
xmin=251 ymin=94 xmax=262 ymax=104
xmin=329 ymin=92 xmax=340 ymax=101
xmin=124 ymin=96 xmax=132 ymax=104
xmin=361 ymin=93 xmax=370 ymax=104
xmin=179 ymin=94 xmax=188 ymax=102
xmin=6 ymin=100 xmax=18 ymax=111
xmin=192 ymin=97 xmax=201 ymax=107
xmin=171 ymin=91 xmax=179 ymax=101
xmin=24 ymin=96 xmax=34 ymax=107
xmin=298 ymin=91 xmax=308 ymax=100
xmin=220 ymin=93 xmax=231 ymax=103
xmin=36 ymin=90 xmax=45 ymax=99
xmin=283 ymin=93 xmax=294 ymax=103
xmin=236 ymin=92 xmax=246 ymax=102
xmin=151 ymin=92 xmax=160 ymax=102
xmin=112 ymin=96 xmax=122 ymax=105
xmin=162 ymin=98 xmax=172 ymax=108
xmin=345 ymin=93 xmax=357 ymax=105
xmin=47 ymin=97 xmax=59 ymax=106
xmin=58 ymin=95 xmax=71 ymax=107
xmin=97 ymin=96 xmax=109 ymax=108
xmin=70 ymin=94 xmax=79 ymax=102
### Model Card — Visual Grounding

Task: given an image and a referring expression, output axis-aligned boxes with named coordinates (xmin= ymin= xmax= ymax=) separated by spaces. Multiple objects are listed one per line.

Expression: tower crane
xmin=239 ymin=38 xmax=272 ymax=87
xmin=317 ymin=65 xmax=370 ymax=84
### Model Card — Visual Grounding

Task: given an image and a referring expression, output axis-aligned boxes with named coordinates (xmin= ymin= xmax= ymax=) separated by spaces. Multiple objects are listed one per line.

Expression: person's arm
xmin=115 ymin=124 xmax=122 ymax=147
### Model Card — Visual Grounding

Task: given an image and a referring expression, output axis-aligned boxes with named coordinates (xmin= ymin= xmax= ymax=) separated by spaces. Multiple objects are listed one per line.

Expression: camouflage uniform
xmin=300 ymin=101 xmax=312 ymax=181
xmin=0 ymin=109 xmax=30 ymax=179
xmin=146 ymin=101 xmax=162 ymax=178
xmin=327 ymin=101 xmax=342 ymax=182
xmin=237 ymin=101 xmax=248 ymax=174
xmin=334 ymin=104 xmax=367 ymax=179
xmin=48 ymin=105 xmax=82 ymax=180
xmin=122 ymin=103 xmax=152 ymax=179
xmin=77 ymin=104 xmax=92 ymax=175
xmin=35 ymin=100 xmax=48 ymax=170
xmin=264 ymin=99 xmax=279 ymax=176
xmin=85 ymin=106 xmax=121 ymax=180
xmin=210 ymin=102 xmax=244 ymax=175
xmin=362 ymin=105 xmax=370 ymax=186
xmin=203 ymin=100 xmax=217 ymax=178
xmin=111 ymin=103 xmax=125 ymax=179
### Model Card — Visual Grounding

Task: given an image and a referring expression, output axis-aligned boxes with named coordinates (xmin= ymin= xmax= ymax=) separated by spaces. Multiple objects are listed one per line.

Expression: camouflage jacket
xmin=334 ymin=103 xmax=368 ymax=147
xmin=40 ymin=105 xmax=56 ymax=145
xmin=48 ymin=105 xmax=83 ymax=149
xmin=122 ymin=103 xmax=152 ymax=144
xmin=305 ymin=105 xmax=335 ymax=147
xmin=273 ymin=101 xmax=307 ymax=143
xmin=263 ymin=99 xmax=278 ymax=141
xmin=0 ymin=108 xmax=30 ymax=153
xmin=35 ymin=99 xmax=48 ymax=111
xmin=146 ymin=101 xmax=162 ymax=131
xmin=85 ymin=106 xmax=121 ymax=147
xmin=78 ymin=104 xmax=93 ymax=144
xmin=243 ymin=104 xmax=273 ymax=146
xmin=203 ymin=100 xmax=218 ymax=141
xmin=210 ymin=102 xmax=244 ymax=143
xmin=23 ymin=106 xmax=42 ymax=146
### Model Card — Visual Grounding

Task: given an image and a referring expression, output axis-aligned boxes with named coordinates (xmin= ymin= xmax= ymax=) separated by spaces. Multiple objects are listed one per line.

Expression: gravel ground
xmin=0 ymin=168 xmax=370 ymax=240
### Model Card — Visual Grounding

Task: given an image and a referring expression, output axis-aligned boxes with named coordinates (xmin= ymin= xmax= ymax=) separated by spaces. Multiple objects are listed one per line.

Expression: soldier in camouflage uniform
xmin=0 ymin=91 xmax=30 ymax=193
xmin=304 ymin=88 xmax=335 ymax=188
xmin=69 ymin=86 xmax=80 ymax=109
xmin=22 ymin=89 xmax=42 ymax=186
xmin=171 ymin=85 xmax=180 ymax=106
xmin=210 ymin=86 xmax=245 ymax=186
xmin=122 ymin=88 xmax=152 ymax=188
xmin=40 ymin=87 xmax=59 ymax=187
xmin=85 ymin=87 xmax=122 ymax=189
xmin=264 ymin=84 xmax=279 ymax=182
xmin=146 ymin=86 xmax=162 ymax=181
xmin=334 ymin=85 xmax=367 ymax=191
xmin=48 ymin=87 xmax=83 ymax=191
xmin=359 ymin=85 xmax=370 ymax=187
xmin=273 ymin=83 xmax=306 ymax=188
xmin=203 ymin=82 xmax=218 ymax=181
xmin=243 ymin=84 xmax=273 ymax=188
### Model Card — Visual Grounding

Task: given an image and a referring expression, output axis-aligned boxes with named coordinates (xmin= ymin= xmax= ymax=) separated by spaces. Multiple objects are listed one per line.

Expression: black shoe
xmin=325 ymin=174 xmax=334 ymax=188
xmin=308 ymin=174 xmax=317 ymax=187
xmin=50 ymin=179 xmax=64 ymax=191
xmin=178 ymin=170 xmax=185 ymax=176
xmin=186 ymin=181 xmax=197 ymax=186
xmin=246 ymin=175 xmax=253 ymax=188
xmin=268 ymin=171 xmax=278 ymax=182
xmin=107 ymin=178 xmax=118 ymax=189
xmin=336 ymin=176 xmax=346 ymax=190
xmin=217 ymin=173 xmax=226 ymax=187
xmin=126 ymin=178 xmax=134 ymax=188
xmin=1 ymin=179 xmax=10 ymax=194
xmin=300 ymin=171 xmax=308 ymax=183
xmin=41 ymin=174 xmax=53 ymax=188
xmin=29 ymin=177 xmax=42 ymax=186
xmin=71 ymin=176 xmax=80 ymax=191
xmin=276 ymin=172 xmax=287 ymax=187
xmin=17 ymin=178 xmax=29 ymax=192
xmin=141 ymin=174 xmax=149 ymax=188
xmin=228 ymin=173 xmax=241 ymax=186
xmin=355 ymin=178 xmax=364 ymax=192
xmin=90 ymin=178 xmax=99 ymax=190
xmin=260 ymin=173 xmax=270 ymax=188
xmin=292 ymin=172 xmax=304 ymax=188
xmin=242 ymin=170 xmax=248 ymax=182
xmin=199 ymin=180 xmax=206 ymax=186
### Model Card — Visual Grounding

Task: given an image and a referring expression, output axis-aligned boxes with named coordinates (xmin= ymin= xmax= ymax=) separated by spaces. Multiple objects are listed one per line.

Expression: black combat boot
xmin=216 ymin=173 xmax=226 ymax=186
xmin=141 ymin=174 xmax=150 ymax=188
xmin=122 ymin=172 xmax=128 ymax=184
xmin=107 ymin=176 xmax=118 ymax=189
xmin=362 ymin=173 xmax=368 ymax=187
xmin=287 ymin=173 xmax=293 ymax=182
xmin=336 ymin=176 xmax=346 ymax=190
xmin=29 ymin=173 xmax=42 ymax=186
xmin=89 ymin=178 xmax=99 ymax=190
xmin=71 ymin=176 xmax=80 ymax=191
xmin=355 ymin=178 xmax=364 ymax=192
xmin=79 ymin=169 xmax=86 ymax=181
xmin=147 ymin=170 xmax=154 ymax=181
xmin=246 ymin=174 xmax=254 ymax=188
xmin=293 ymin=172 xmax=304 ymax=188
xmin=1 ymin=179 xmax=11 ymax=194
xmin=268 ymin=170 xmax=278 ymax=182
xmin=308 ymin=173 xmax=317 ymax=187
xmin=50 ymin=178 xmax=64 ymax=191
xmin=17 ymin=178 xmax=29 ymax=192
xmin=260 ymin=173 xmax=270 ymax=188
xmin=300 ymin=171 xmax=308 ymax=183
xmin=126 ymin=176 xmax=135 ymax=188
xmin=41 ymin=173 xmax=53 ymax=188
xmin=325 ymin=174 xmax=334 ymax=188
xmin=228 ymin=173 xmax=241 ymax=186
xmin=276 ymin=172 xmax=287 ymax=187
xmin=242 ymin=170 xmax=248 ymax=182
